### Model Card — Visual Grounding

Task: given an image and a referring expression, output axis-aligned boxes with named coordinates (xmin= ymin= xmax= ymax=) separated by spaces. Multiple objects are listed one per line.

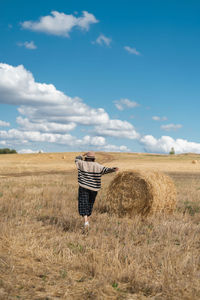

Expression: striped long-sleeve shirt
xmin=75 ymin=156 xmax=116 ymax=191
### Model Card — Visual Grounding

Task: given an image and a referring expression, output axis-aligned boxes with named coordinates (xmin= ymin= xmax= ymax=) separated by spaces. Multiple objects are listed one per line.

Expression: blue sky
xmin=0 ymin=0 xmax=200 ymax=153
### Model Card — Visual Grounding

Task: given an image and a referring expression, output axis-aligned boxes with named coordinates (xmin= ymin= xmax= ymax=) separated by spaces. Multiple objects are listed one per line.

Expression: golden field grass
xmin=0 ymin=152 xmax=200 ymax=176
xmin=0 ymin=152 xmax=200 ymax=299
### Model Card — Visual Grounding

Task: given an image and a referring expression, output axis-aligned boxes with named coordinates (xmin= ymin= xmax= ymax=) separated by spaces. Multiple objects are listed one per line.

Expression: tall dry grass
xmin=0 ymin=168 xmax=200 ymax=299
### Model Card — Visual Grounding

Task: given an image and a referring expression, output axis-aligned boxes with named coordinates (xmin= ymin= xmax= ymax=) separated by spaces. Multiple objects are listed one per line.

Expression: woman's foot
xmin=82 ymin=221 xmax=89 ymax=234
xmin=84 ymin=221 xmax=89 ymax=227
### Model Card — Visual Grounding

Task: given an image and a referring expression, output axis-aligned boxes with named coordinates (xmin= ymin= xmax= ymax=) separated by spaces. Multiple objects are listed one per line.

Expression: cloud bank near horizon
xmin=0 ymin=63 xmax=135 ymax=152
xmin=0 ymin=63 xmax=200 ymax=154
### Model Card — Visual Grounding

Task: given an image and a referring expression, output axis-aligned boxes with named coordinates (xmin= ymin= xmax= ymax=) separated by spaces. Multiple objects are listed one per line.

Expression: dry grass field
xmin=0 ymin=152 xmax=200 ymax=299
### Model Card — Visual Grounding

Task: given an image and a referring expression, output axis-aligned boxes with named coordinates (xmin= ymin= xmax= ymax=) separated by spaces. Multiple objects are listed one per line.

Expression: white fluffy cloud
xmin=16 ymin=117 xmax=76 ymax=133
xmin=0 ymin=129 xmax=84 ymax=145
xmin=0 ymin=63 xmax=134 ymax=152
xmin=103 ymin=144 xmax=130 ymax=152
xmin=17 ymin=41 xmax=37 ymax=50
xmin=21 ymin=11 xmax=98 ymax=37
xmin=0 ymin=63 xmax=67 ymax=105
xmin=0 ymin=128 xmax=128 ymax=152
xmin=114 ymin=98 xmax=139 ymax=111
xmin=18 ymin=149 xmax=44 ymax=154
xmin=0 ymin=63 xmax=140 ymax=144
xmin=0 ymin=120 xmax=10 ymax=127
xmin=140 ymin=135 xmax=200 ymax=154
xmin=3 ymin=63 xmax=198 ymax=154
xmin=80 ymin=135 xmax=106 ymax=147
xmin=161 ymin=124 xmax=182 ymax=131
xmin=0 ymin=128 xmax=126 ymax=147
xmin=152 ymin=116 xmax=167 ymax=121
xmin=18 ymin=106 xmax=109 ymax=126
xmin=0 ymin=63 xmax=109 ymax=125
xmin=94 ymin=34 xmax=112 ymax=46
xmin=95 ymin=119 xmax=140 ymax=140
xmin=124 ymin=46 xmax=141 ymax=55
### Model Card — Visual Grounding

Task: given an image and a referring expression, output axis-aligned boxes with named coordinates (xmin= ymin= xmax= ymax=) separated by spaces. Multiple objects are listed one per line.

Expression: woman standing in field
xmin=75 ymin=151 xmax=119 ymax=230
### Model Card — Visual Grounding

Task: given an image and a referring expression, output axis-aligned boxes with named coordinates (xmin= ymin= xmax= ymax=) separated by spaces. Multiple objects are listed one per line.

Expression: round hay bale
xmin=106 ymin=170 xmax=176 ymax=217
xmin=192 ymin=160 xmax=198 ymax=164
xmin=62 ymin=156 xmax=66 ymax=159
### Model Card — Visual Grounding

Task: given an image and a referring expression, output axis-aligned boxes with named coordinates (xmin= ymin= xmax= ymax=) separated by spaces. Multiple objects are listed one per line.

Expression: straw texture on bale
xmin=106 ymin=170 xmax=176 ymax=217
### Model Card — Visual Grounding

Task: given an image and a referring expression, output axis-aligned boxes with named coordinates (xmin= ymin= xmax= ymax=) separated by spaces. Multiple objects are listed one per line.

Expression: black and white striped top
xmin=75 ymin=156 xmax=116 ymax=191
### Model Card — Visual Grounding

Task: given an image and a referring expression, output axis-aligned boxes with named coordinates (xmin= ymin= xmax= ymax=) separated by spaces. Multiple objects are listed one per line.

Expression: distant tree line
xmin=0 ymin=148 xmax=17 ymax=154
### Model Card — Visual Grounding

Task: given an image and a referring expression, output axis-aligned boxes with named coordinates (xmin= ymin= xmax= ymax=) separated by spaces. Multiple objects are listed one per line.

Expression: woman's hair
xmin=85 ymin=157 xmax=95 ymax=162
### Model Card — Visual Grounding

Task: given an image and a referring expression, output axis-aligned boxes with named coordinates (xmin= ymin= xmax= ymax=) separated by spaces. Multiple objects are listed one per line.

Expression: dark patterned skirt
xmin=78 ymin=186 xmax=98 ymax=216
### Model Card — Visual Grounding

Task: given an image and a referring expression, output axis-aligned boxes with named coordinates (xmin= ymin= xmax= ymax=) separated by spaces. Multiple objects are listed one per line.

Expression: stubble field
xmin=0 ymin=152 xmax=200 ymax=300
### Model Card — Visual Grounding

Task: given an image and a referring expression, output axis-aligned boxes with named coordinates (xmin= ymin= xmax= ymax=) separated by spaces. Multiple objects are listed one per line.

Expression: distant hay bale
xmin=106 ymin=170 xmax=176 ymax=217
xmin=49 ymin=155 xmax=53 ymax=159
xmin=62 ymin=156 xmax=66 ymax=159
xmin=192 ymin=160 xmax=198 ymax=164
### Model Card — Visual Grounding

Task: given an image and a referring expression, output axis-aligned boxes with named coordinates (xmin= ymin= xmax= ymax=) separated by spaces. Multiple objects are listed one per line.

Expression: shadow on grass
xmin=36 ymin=215 xmax=82 ymax=232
